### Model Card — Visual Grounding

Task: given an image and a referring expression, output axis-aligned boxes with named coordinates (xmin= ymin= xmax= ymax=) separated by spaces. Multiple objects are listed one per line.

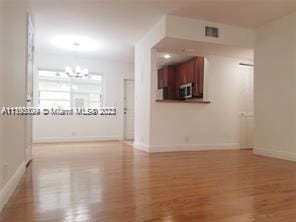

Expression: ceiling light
xmin=52 ymin=35 xmax=99 ymax=52
xmin=65 ymin=42 xmax=89 ymax=78
xmin=163 ymin=54 xmax=171 ymax=59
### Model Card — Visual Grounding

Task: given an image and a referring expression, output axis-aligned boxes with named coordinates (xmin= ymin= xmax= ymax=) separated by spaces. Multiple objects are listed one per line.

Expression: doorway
xmin=123 ymin=79 xmax=135 ymax=140
xmin=239 ymin=64 xmax=254 ymax=149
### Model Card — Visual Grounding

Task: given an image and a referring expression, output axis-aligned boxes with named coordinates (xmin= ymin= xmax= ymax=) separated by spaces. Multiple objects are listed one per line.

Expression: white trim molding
xmin=149 ymin=143 xmax=240 ymax=153
xmin=33 ymin=136 xmax=122 ymax=143
xmin=133 ymin=143 xmax=240 ymax=153
xmin=254 ymin=148 xmax=296 ymax=162
xmin=0 ymin=162 xmax=26 ymax=213
xmin=133 ymin=142 xmax=149 ymax=152
xmin=121 ymin=78 xmax=135 ymax=140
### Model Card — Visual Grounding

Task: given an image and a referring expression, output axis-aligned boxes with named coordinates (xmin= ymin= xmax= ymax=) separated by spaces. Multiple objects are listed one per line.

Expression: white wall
xmin=166 ymin=15 xmax=254 ymax=48
xmin=0 ymin=2 xmax=30 ymax=211
xmin=134 ymin=15 xmax=254 ymax=152
xmin=33 ymin=53 xmax=134 ymax=142
xmin=149 ymin=56 xmax=251 ymax=152
xmin=0 ymin=1 xmax=4 ymax=194
xmin=254 ymin=13 xmax=296 ymax=161
xmin=134 ymin=18 xmax=166 ymax=150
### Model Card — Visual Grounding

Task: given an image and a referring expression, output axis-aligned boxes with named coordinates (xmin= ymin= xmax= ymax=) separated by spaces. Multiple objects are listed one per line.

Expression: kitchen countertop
xmin=156 ymin=99 xmax=211 ymax=104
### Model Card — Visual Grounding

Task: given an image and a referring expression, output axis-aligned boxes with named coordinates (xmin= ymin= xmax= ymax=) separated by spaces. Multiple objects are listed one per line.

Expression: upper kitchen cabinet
xmin=175 ymin=57 xmax=204 ymax=98
xmin=176 ymin=61 xmax=191 ymax=85
xmin=157 ymin=66 xmax=176 ymax=99
xmin=158 ymin=68 xmax=165 ymax=89
xmin=192 ymin=57 xmax=204 ymax=98
xmin=157 ymin=55 xmax=205 ymax=101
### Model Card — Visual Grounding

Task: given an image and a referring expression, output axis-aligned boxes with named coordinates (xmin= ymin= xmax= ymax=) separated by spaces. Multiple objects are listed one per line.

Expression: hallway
xmin=1 ymin=142 xmax=296 ymax=221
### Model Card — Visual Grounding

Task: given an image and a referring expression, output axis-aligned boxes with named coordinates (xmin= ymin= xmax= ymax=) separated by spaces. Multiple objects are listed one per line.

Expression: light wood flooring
xmin=1 ymin=141 xmax=296 ymax=222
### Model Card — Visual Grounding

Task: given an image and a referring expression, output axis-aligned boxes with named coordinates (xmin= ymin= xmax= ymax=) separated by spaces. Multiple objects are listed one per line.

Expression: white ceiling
xmin=157 ymin=52 xmax=194 ymax=68
xmin=32 ymin=1 xmax=296 ymax=63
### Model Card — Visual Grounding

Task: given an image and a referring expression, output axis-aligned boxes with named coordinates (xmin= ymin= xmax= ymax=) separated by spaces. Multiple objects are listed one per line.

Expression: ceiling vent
xmin=205 ymin=26 xmax=219 ymax=38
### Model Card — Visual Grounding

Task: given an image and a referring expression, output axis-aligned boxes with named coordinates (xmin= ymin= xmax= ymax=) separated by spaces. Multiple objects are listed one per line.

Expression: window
xmin=38 ymin=70 xmax=103 ymax=109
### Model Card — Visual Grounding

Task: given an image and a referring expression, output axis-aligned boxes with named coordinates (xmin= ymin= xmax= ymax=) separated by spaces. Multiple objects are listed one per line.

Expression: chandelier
xmin=65 ymin=42 xmax=89 ymax=78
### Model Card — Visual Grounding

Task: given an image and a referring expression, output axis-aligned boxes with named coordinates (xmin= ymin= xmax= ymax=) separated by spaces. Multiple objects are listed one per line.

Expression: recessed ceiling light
xmin=163 ymin=54 xmax=171 ymax=59
xmin=52 ymin=35 xmax=99 ymax=52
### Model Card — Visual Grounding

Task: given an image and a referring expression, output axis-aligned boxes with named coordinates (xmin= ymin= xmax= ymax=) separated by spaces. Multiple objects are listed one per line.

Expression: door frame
xmin=239 ymin=63 xmax=254 ymax=149
xmin=121 ymin=78 xmax=135 ymax=140
xmin=25 ymin=13 xmax=34 ymax=165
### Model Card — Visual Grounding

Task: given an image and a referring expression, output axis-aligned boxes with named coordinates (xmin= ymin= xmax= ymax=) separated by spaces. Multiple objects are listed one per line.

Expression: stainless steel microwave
xmin=179 ymin=83 xmax=193 ymax=99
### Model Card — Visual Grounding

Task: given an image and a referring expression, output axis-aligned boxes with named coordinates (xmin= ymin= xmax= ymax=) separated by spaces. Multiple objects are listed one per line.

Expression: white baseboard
xmin=254 ymin=148 xmax=296 ymax=162
xmin=33 ymin=136 xmax=121 ymax=143
xmin=133 ymin=142 xmax=240 ymax=153
xmin=0 ymin=161 xmax=26 ymax=213
xmin=149 ymin=143 xmax=240 ymax=153
xmin=133 ymin=142 xmax=149 ymax=152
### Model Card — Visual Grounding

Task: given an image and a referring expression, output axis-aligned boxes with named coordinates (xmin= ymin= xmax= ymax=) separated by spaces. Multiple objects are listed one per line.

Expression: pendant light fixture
xmin=65 ymin=42 xmax=89 ymax=78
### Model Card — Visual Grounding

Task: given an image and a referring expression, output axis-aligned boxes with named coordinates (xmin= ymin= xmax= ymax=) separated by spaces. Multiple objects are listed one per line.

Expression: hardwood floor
xmin=1 ymin=141 xmax=296 ymax=222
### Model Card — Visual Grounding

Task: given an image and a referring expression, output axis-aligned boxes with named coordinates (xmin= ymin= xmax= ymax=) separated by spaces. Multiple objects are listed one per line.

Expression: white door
xmin=124 ymin=80 xmax=135 ymax=140
xmin=239 ymin=65 xmax=254 ymax=149
xmin=25 ymin=15 xmax=34 ymax=164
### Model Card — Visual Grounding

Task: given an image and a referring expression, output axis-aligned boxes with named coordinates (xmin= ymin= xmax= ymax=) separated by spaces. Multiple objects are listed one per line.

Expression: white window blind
xmin=38 ymin=70 xmax=103 ymax=109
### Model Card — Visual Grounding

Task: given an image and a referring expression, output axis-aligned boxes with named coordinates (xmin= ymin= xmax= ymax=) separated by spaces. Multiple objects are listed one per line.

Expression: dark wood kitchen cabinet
xmin=157 ymin=56 xmax=204 ymax=100
xmin=175 ymin=59 xmax=195 ymax=85
xmin=175 ymin=57 xmax=204 ymax=98
xmin=186 ymin=59 xmax=195 ymax=84
xmin=175 ymin=63 xmax=186 ymax=99
xmin=158 ymin=66 xmax=176 ymax=99
xmin=158 ymin=68 xmax=165 ymax=89
xmin=193 ymin=57 xmax=204 ymax=97
xmin=176 ymin=63 xmax=187 ymax=86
